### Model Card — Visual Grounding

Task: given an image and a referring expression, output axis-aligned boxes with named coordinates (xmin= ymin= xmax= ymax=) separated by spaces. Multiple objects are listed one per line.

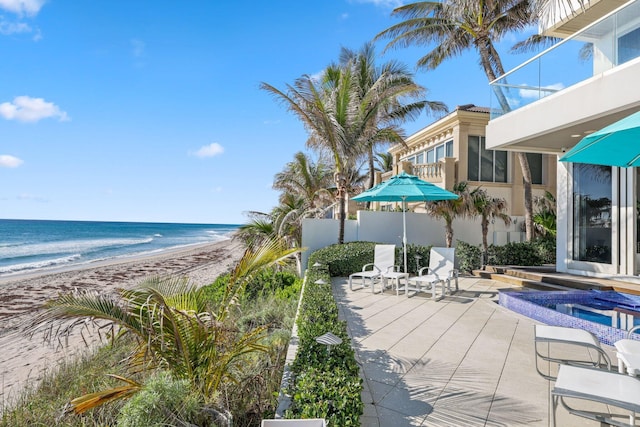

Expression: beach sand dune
xmin=0 ymin=238 xmax=246 ymax=411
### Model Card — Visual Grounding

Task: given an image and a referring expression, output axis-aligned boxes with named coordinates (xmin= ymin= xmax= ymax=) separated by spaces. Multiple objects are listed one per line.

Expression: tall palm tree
xmin=376 ymin=0 xmax=537 ymax=241
xmin=469 ymin=187 xmax=512 ymax=265
xmin=339 ymin=42 xmax=446 ymax=192
xmin=27 ymin=237 xmax=299 ymax=415
xmin=424 ymin=181 xmax=474 ymax=247
xmin=261 ymin=66 xmax=361 ymax=244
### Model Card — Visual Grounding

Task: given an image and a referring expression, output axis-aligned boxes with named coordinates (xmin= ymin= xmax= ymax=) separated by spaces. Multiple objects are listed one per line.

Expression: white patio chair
xmin=405 ymin=247 xmax=457 ymax=300
xmin=614 ymin=325 xmax=640 ymax=376
xmin=533 ymin=324 xmax=612 ymax=381
xmin=551 ymin=365 xmax=640 ymax=427
xmin=349 ymin=244 xmax=403 ymax=294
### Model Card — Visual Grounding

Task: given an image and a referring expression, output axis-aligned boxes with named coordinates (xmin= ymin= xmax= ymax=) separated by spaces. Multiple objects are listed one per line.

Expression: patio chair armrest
xmin=418 ymin=266 xmax=432 ymax=276
xmin=361 ymin=263 xmax=375 ymax=271
xmin=449 ymin=269 xmax=459 ymax=279
xmin=628 ymin=325 xmax=640 ymax=339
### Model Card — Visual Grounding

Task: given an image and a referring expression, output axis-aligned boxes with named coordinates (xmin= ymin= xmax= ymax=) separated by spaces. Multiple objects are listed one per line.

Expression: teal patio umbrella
xmin=560 ymin=110 xmax=640 ymax=167
xmin=352 ymin=171 xmax=459 ymax=273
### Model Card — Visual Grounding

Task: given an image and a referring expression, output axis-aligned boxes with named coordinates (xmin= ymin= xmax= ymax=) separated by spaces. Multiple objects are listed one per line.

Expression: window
xmin=401 ymin=140 xmax=454 ymax=165
xmin=572 ymin=164 xmax=612 ymax=264
xmin=619 ymin=26 xmax=640 ymax=64
xmin=526 ymin=153 xmax=543 ymax=185
xmin=467 ymin=135 xmax=507 ymax=183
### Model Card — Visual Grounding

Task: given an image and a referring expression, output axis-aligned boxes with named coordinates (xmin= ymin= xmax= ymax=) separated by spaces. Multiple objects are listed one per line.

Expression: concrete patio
xmin=332 ymin=275 xmax=628 ymax=426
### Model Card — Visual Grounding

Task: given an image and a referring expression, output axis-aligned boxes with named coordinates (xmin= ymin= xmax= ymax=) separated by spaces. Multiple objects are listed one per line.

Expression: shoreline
xmin=0 ymin=237 xmax=246 ymax=409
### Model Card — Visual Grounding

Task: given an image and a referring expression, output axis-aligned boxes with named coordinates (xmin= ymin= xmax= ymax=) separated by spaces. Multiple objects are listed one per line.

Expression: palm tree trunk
xmin=518 ymin=152 xmax=534 ymax=241
xmin=445 ymin=220 xmax=454 ymax=248
xmin=481 ymin=217 xmax=489 ymax=267
xmin=335 ymin=172 xmax=347 ymax=244
xmin=366 ymin=147 xmax=375 ymax=210
xmin=478 ymin=39 xmax=535 ymax=243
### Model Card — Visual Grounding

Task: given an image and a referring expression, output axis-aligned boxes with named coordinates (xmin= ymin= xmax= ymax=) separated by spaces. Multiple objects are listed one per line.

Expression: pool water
xmin=499 ymin=290 xmax=640 ymax=346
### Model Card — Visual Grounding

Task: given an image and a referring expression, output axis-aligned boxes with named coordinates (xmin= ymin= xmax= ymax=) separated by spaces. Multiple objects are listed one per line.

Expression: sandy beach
xmin=0 ymin=237 xmax=246 ymax=411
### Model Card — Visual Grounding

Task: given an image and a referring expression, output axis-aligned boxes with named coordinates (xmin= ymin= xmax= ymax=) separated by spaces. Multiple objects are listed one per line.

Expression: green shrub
xmin=291 ymin=367 xmax=362 ymax=426
xmin=456 ymin=241 xmax=482 ymax=273
xmin=286 ymin=266 xmax=363 ymax=425
xmin=116 ymin=371 xmax=201 ymax=427
xmin=398 ymin=244 xmax=432 ymax=275
xmin=487 ymin=241 xmax=543 ymax=266
xmin=308 ymin=241 xmax=377 ymax=276
xmin=533 ymin=237 xmax=556 ymax=264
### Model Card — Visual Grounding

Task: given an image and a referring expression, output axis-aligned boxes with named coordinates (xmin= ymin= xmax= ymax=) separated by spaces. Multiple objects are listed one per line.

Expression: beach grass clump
xmin=1 ymin=338 xmax=133 ymax=426
xmin=116 ymin=371 xmax=201 ymax=427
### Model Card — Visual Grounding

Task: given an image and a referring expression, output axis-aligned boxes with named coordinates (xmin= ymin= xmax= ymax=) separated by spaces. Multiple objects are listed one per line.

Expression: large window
xmin=467 ymin=135 xmax=507 ymax=182
xmin=619 ymin=26 xmax=640 ymax=65
xmin=404 ymin=140 xmax=453 ymax=164
xmin=572 ymin=164 xmax=612 ymax=264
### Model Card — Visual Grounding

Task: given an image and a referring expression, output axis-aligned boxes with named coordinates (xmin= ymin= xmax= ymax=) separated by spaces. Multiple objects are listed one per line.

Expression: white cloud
xmin=0 ymin=19 xmax=30 ymax=35
xmin=0 ymin=154 xmax=23 ymax=167
xmin=193 ymin=143 xmax=224 ymax=158
xmin=0 ymin=96 xmax=69 ymax=122
xmin=0 ymin=0 xmax=46 ymax=16
xmin=518 ymin=82 xmax=565 ymax=99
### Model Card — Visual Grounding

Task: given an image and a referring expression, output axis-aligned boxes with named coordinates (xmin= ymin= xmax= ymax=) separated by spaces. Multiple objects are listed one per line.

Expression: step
xmin=472 ymin=270 xmax=575 ymax=292
xmin=503 ymin=269 xmax=613 ymax=291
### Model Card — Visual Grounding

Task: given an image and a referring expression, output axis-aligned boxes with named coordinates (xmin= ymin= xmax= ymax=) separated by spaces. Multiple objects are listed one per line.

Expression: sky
xmin=0 ymin=0 xmax=539 ymax=225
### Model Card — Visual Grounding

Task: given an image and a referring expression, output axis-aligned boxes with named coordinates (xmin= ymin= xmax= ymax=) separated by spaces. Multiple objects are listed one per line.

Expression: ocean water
xmin=0 ymin=219 xmax=240 ymax=277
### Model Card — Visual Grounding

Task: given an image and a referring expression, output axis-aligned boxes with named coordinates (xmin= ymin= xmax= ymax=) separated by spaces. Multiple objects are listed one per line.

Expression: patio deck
xmin=332 ymin=276 xmax=628 ymax=426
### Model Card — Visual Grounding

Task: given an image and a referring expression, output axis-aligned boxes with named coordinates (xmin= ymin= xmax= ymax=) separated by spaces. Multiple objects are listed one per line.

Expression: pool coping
xmin=499 ymin=289 xmax=640 ymax=346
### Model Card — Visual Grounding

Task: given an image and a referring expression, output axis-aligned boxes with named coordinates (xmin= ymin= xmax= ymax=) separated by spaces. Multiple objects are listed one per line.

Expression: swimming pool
xmin=499 ymin=290 xmax=640 ymax=346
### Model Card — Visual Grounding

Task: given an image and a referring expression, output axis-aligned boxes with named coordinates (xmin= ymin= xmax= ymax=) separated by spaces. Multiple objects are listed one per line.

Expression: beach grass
xmin=1 ymin=338 xmax=133 ymax=426
xmin=1 ymin=267 xmax=301 ymax=426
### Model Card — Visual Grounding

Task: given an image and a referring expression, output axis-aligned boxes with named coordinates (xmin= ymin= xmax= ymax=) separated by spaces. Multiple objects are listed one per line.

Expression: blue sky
xmin=0 ymin=0 xmax=538 ymax=225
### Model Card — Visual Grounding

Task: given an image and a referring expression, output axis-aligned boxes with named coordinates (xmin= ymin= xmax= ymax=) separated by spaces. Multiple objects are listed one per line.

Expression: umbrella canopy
xmin=560 ymin=110 xmax=640 ymax=167
xmin=352 ymin=171 xmax=459 ymax=273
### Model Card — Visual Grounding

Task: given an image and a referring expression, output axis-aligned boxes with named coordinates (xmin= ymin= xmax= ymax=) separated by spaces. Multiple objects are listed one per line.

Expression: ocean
xmin=0 ymin=219 xmax=240 ymax=277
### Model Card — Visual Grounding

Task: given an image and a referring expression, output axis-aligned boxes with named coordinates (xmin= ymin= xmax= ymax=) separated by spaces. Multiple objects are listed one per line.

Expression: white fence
xmin=300 ymin=211 xmax=524 ymax=272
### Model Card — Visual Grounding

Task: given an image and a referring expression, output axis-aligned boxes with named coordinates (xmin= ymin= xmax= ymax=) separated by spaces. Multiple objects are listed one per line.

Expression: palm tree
xmin=376 ymin=0 xmax=537 ymax=241
xmin=27 ymin=237 xmax=299 ymax=415
xmin=469 ymin=187 xmax=512 ymax=265
xmin=339 ymin=42 xmax=446 ymax=192
xmin=424 ymin=181 xmax=474 ymax=247
xmin=273 ymin=151 xmax=333 ymax=214
xmin=261 ymin=67 xmax=361 ymax=244
xmin=376 ymin=152 xmax=394 ymax=173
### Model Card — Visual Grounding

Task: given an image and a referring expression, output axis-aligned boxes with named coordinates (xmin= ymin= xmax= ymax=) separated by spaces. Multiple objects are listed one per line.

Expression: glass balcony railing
xmin=490 ymin=0 xmax=640 ymax=119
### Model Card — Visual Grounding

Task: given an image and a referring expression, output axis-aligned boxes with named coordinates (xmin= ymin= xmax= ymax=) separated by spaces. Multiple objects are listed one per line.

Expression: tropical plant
xmin=236 ymin=211 xmax=276 ymax=246
xmin=376 ymin=0 xmax=538 ymax=241
xmin=469 ymin=186 xmax=512 ymax=265
xmin=424 ymin=181 xmax=474 ymax=247
xmin=26 ymin=237 xmax=299 ymax=418
xmin=533 ymin=190 xmax=557 ymax=237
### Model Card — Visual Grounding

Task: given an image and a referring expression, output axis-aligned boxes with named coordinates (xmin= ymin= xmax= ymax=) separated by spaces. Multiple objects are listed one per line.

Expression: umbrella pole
xmin=402 ymin=197 xmax=407 ymax=274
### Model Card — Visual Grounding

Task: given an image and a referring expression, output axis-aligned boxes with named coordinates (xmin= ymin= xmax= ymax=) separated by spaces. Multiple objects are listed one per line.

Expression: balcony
xmin=486 ymin=0 xmax=640 ymax=153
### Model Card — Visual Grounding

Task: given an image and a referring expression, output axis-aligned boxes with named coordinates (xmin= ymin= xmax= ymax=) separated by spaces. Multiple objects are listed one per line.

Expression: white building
xmin=486 ymin=0 xmax=640 ymax=278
